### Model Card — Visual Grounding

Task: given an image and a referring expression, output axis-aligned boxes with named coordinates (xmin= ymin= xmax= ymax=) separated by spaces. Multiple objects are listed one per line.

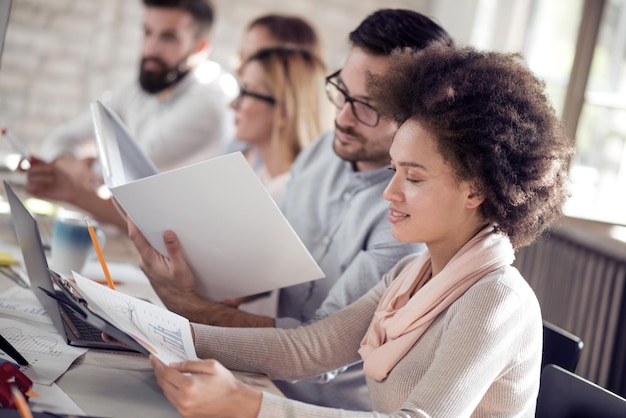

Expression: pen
xmin=0 ymin=334 xmax=28 ymax=366
xmin=85 ymin=217 xmax=116 ymax=290
xmin=10 ymin=383 xmax=34 ymax=418
xmin=1 ymin=128 xmax=29 ymax=159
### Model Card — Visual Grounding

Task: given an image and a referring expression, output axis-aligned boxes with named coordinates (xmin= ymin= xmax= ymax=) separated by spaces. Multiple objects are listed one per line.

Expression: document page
xmin=0 ymin=317 xmax=87 ymax=385
xmin=72 ymin=273 xmax=198 ymax=364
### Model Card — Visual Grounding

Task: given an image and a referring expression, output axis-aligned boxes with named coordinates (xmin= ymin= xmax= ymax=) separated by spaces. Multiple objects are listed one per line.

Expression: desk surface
xmin=0 ymin=178 xmax=282 ymax=417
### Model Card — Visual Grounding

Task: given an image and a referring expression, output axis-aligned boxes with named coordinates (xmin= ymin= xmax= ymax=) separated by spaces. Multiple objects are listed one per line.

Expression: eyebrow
xmin=336 ymin=75 xmax=373 ymax=103
xmin=395 ymin=161 xmax=428 ymax=170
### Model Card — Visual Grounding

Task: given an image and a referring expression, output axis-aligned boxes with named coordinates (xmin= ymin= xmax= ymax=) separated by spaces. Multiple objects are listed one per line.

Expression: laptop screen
xmin=0 ymin=0 xmax=11 ymax=70
xmin=3 ymin=181 xmax=67 ymax=336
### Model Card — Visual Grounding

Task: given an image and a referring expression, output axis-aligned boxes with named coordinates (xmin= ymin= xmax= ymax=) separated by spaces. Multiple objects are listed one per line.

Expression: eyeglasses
xmin=234 ymin=84 xmax=276 ymax=109
xmin=325 ymin=70 xmax=380 ymax=127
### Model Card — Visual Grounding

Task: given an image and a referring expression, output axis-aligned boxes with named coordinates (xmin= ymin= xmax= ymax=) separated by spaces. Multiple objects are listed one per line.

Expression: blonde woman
xmin=231 ymin=46 xmax=331 ymax=200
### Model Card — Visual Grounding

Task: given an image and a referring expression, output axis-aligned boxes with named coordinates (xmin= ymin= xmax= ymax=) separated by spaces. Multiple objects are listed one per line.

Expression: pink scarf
xmin=358 ymin=225 xmax=515 ymax=381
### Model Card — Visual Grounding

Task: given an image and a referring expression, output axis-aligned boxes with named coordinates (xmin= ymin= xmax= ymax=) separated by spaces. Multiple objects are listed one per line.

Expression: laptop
xmin=4 ymin=181 xmax=135 ymax=351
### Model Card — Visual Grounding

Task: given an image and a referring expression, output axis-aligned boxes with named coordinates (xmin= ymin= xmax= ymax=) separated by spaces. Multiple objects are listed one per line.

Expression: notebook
xmin=91 ymin=101 xmax=325 ymax=301
xmin=4 ymin=181 xmax=136 ymax=351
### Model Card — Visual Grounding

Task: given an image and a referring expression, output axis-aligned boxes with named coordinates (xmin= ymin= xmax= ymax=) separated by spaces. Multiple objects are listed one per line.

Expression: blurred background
xmin=0 ymin=0 xmax=624 ymax=226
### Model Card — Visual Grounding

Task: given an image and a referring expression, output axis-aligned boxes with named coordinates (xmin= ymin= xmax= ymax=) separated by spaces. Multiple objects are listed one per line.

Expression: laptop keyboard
xmin=58 ymin=303 xmax=105 ymax=342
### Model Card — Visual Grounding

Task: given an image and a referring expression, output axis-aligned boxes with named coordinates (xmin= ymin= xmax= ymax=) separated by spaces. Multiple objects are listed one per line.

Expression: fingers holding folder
xmin=127 ymin=220 xmax=203 ymax=313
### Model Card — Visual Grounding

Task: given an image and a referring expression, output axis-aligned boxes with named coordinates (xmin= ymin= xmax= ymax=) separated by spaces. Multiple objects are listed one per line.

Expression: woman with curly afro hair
xmin=148 ymin=43 xmax=573 ymax=418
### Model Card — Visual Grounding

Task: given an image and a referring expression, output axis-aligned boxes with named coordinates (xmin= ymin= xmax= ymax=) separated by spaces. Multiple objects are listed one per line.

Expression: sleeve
xmin=192 ymin=280 xmax=384 ymax=381
xmin=277 ymin=254 xmax=421 ymax=381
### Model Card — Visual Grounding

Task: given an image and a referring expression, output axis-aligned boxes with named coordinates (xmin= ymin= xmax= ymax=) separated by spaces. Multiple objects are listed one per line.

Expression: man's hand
xmin=127 ymin=219 xmax=276 ymax=328
xmin=25 ymin=155 xmax=98 ymax=203
xmin=151 ymin=356 xmax=262 ymax=418
xmin=127 ymin=219 xmax=202 ymax=316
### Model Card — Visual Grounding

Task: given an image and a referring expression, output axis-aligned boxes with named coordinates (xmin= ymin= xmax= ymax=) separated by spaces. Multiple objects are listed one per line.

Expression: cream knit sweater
xmin=192 ymin=257 xmax=542 ymax=418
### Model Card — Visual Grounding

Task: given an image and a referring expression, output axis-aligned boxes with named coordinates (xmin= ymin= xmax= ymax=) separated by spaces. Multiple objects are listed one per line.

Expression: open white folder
xmin=91 ymin=101 xmax=324 ymax=301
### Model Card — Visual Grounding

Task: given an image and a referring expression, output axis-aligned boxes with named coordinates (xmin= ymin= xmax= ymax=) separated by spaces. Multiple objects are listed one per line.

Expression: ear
xmin=465 ymin=183 xmax=485 ymax=209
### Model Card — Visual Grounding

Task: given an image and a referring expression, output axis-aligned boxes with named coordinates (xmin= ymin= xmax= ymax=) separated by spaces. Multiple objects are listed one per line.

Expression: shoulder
xmin=189 ymin=61 xmax=237 ymax=95
xmin=105 ymin=80 xmax=148 ymax=108
xmin=471 ymin=266 xmax=535 ymax=300
xmin=162 ymin=61 xmax=237 ymax=111
xmin=454 ymin=265 xmax=540 ymax=319
xmin=289 ymin=131 xmax=336 ymax=173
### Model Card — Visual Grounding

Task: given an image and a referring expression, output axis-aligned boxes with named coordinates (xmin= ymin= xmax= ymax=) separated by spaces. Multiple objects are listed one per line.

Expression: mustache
xmin=141 ymin=57 xmax=169 ymax=72
xmin=335 ymin=121 xmax=365 ymax=144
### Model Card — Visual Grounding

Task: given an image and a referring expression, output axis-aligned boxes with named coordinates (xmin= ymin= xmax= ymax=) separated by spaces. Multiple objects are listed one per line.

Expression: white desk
xmin=0 ymin=180 xmax=282 ymax=417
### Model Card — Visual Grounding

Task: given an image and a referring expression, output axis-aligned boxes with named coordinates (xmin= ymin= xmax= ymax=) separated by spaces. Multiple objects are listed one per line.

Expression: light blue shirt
xmin=274 ymin=131 xmax=425 ymax=410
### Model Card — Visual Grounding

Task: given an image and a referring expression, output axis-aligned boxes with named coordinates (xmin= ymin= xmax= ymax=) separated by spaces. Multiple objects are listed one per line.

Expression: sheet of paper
xmin=0 ymin=286 xmax=53 ymax=324
xmin=92 ymin=101 xmax=325 ymax=301
xmin=0 ymin=317 xmax=87 ymax=384
xmin=112 ymin=153 xmax=324 ymax=301
xmin=57 ymin=363 xmax=180 ymax=418
xmin=81 ymin=260 xmax=149 ymax=285
xmin=72 ymin=273 xmax=197 ymax=364
xmin=31 ymin=382 xmax=86 ymax=416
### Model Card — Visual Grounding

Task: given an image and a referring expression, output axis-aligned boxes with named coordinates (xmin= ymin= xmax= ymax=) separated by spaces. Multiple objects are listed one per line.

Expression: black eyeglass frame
xmin=235 ymin=85 xmax=276 ymax=108
xmin=324 ymin=70 xmax=380 ymax=127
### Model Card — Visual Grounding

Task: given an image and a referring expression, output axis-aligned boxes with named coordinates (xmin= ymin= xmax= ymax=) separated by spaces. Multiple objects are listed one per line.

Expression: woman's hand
xmin=151 ymin=355 xmax=262 ymax=418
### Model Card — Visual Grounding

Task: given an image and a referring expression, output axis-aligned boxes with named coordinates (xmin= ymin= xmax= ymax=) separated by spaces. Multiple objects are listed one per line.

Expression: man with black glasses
xmin=129 ymin=8 xmax=453 ymax=411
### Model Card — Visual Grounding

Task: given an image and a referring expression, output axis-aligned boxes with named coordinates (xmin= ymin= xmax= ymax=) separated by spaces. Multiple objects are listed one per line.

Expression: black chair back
xmin=536 ymin=364 xmax=626 ymax=418
xmin=542 ymin=321 xmax=583 ymax=373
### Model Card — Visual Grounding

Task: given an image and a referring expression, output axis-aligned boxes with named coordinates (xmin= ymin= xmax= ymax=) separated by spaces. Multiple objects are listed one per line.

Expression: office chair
xmin=536 ymin=364 xmax=626 ymax=418
xmin=542 ymin=320 xmax=583 ymax=373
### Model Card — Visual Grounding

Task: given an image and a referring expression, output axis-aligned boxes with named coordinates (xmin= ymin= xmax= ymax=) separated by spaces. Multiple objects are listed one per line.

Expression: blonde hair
xmin=245 ymin=47 xmax=333 ymax=173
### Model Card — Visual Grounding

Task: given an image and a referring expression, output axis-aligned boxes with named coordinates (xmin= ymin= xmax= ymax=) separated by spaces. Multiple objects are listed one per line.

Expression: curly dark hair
xmin=368 ymin=43 xmax=574 ymax=248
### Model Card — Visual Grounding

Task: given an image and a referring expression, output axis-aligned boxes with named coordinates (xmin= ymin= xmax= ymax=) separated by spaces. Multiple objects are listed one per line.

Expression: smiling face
xmin=331 ymin=47 xmax=398 ymax=172
xmin=384 ymin=119 xmax=486 ymax=261
xmin=230 ymin=61 xmax=275 ymax=146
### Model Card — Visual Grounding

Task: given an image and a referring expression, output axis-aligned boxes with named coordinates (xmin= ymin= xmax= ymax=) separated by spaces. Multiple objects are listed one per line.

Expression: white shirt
xmin=39 ymin=60 xmax=237 ymax=173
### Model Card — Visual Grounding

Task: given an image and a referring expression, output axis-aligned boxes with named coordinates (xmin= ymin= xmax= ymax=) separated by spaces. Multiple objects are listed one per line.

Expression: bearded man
xmin=25 ymin=0 xmax=235 ymax=229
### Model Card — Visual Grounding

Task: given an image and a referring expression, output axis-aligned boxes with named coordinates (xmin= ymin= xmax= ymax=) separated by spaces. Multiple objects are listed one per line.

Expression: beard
xmin=139 ymin=57 xmax=190 ymax=94
xmin=332 ymin=122 xmax=392 ymax=166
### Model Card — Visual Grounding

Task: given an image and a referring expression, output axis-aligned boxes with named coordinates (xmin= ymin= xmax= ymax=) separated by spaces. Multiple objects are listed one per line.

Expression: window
xmin=471 ymin=0 xmax=626 ymax=225
xmin=563 ymin=0 xmax=626 ymax=225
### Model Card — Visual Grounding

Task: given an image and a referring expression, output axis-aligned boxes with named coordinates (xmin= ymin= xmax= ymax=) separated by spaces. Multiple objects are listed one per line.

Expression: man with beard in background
xmin=25 ymin=0 xmax=235 ymax=230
